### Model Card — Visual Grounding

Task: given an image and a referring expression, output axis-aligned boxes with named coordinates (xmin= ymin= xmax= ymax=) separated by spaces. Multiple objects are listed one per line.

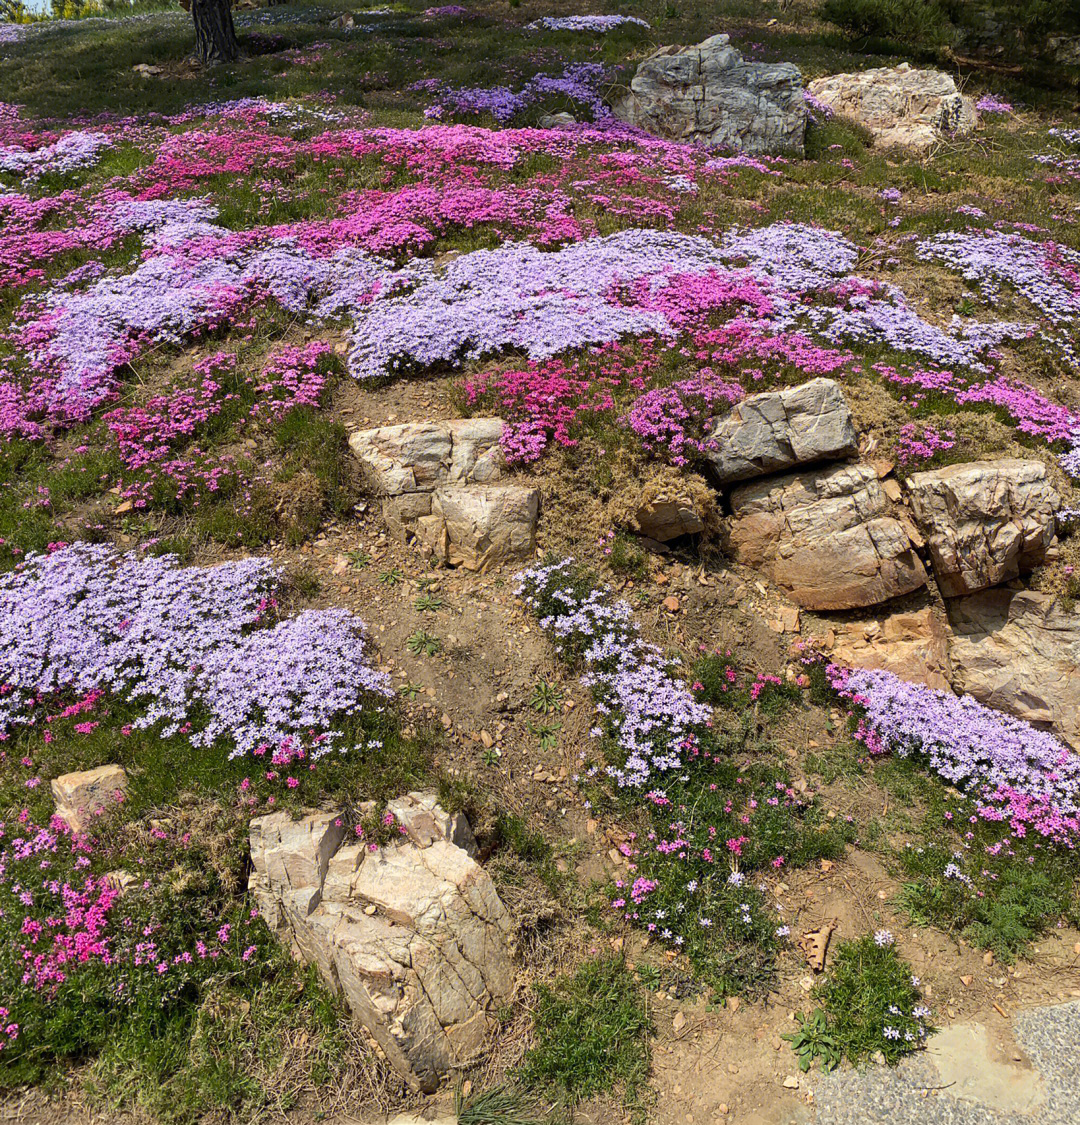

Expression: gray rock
xmin=905 ymin=460 xmax=1060 ymax=597
xmin=807 ymin=62 xmax=977 ymax=152
xmin=727 ymin=463 xmax=926 ymax=610
xmin=705 ymin=377 xmax=857 ymax=485
xmin=249 ymin=793 xmax=514 ymax=1093
xmin=614 ymin=33 xmax=806 ymax=155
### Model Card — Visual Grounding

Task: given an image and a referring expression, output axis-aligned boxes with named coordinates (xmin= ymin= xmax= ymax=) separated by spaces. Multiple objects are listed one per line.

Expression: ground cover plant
xmin=3 ymin=0 xmax=1080 ymax=1118
xmin=517 ymin=558 xmax=853 ymax=994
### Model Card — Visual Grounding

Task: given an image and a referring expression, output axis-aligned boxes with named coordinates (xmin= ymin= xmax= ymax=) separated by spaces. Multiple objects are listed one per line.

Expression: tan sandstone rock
xmin=51 ymin=764 xmax=128 ymax=833
xmin=631 ymin=492 xmax=706 ymax=541
xmin=947 ymin=589 xmax=1080 ymax=748
xmin=416 ymin=484 xmax=540 ymax=572
xmin=249 ymin=793 xmax=514 ymax=1093
xmin=349 ymin=419 xmax=538 ymax=569
xmin=705 ymin=377 xmax=858 ymax=485
xmin=807 ymin=63 xmax=977 ymax=152
xmin=905 ymin=460 xmax=1060 ymax=598
xmin=824 ymin=607 xmax=952 ymax=691
xmin=727 ymin=463 xmax=926 ymax=610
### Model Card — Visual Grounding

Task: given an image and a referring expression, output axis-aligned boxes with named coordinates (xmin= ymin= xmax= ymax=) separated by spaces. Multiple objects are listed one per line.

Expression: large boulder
xmin=727 ymin=463 xmax=927 ymax=610
xmin=905 ymin=460 xmax=1060 ymax=598
xmin=349 ymin=419 xmax=538 ymax=570
xmin=704 ymin=378 xmax=857 ymax=485
xmin=51 ymin=764 xmax=128 ymax=833
xmin=806 ymin=63 xmax=976 ymax=152
xmin=249 ymin=794 xmax=514 ymax=1093
xmin=947 ymin=589 xmax=1080 ymax=749
xmin=613 ymin=33 xmax=806 ymax=155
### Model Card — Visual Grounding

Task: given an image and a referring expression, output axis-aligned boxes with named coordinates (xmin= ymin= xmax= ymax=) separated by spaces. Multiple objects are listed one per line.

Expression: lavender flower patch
xmin=525 ymin=15 xmax=650 ymax=32
xmin=0 ymin=544 xmax=392 ymax=759
xmin=425 ymin=63 xmax=612 ymax=123
xmin=516 ymin=558 xmax=709 ymax=788
xmin=0 ymin=131 xmax=112 ymax=181
xmin=916 ymin=229 xmax=1080 ymax=324
xmin=828 ymin=664 xmax=1080 ymax=840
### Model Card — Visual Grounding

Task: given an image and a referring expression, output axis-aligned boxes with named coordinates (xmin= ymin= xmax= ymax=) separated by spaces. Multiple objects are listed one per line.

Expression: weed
xmin=528 ymin=721 xmax=561 ymax=750
xmin=783 ymin=1009 xmax=842 ymax=1072
xmin=347 ymin=549 xmax=370 ymax=569
xmin=414 ymin=591 xmax=445 ymax=613
xmin=529 ymin=680 xmax=563 ymax=715
xmin=456 ymin=1083 xmax=543 ymax=1125
xmin=406 ymin=630 xmax=442 ymax=656
xmin=379 ymin=567 xmax=405 ymax=586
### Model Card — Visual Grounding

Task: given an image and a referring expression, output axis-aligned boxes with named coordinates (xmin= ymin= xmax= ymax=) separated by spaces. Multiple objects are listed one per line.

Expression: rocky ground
xmin=2 ymin=2 xmax=1080 ymax=1124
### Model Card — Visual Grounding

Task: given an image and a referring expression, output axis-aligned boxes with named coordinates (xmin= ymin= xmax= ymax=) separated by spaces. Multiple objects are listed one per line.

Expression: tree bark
xmin=191 ymin=0 xmax=239 ymax=65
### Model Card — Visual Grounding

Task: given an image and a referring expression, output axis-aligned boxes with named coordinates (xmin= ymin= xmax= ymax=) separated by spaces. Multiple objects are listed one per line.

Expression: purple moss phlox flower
xmin=0 ymin=544 xmax=392 ymax=759
xmin=516 ymin=558 xmax=709 ymax=787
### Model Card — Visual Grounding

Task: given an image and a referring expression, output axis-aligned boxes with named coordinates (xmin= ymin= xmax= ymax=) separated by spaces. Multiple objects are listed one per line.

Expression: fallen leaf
xmin=798 ymin=921 xmax=837 ymax=971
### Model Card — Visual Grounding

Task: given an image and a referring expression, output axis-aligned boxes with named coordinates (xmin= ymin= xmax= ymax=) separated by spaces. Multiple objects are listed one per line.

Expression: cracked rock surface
xmin=349 ymin=418 xmax=539 ymax=571
xmin=705 ymin=377 xmax=858 ymax=485
xmin=614 ymin=33 xmax=806 ymax=155
xmin=807 ymin=62 xmax=977 ymax=151
xmin=905 ymin=460 xmax=1060 ymax=598
xmin=727 ymin=463 xmax=927 ymax=610
xmin=249 ymin=793 xmax=514 ymax=1093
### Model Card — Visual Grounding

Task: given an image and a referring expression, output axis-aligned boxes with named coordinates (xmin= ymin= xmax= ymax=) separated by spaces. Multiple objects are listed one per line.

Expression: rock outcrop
xmin=727 ymin=463 xmax=927 ymax=610
xmin=249 ymin=795 xmax=514 ymax=1093
xmin=51 ymin=764 xmax=128 ymax=833
xmin=806 ymin=63 xmax=976 ymax=151
xmin=614 ymin=34 xmax=806 ymax=155
xmin=905 ymin=460 xmax=1060 ymax=597
xmin=822 ymin=607 xmax=952 ymax=691
xmin=349 ymin=419 xmax=539 ymax=571
xmin=947 ymin=589 xmax=1080 ymax=748
xmin=630 ymin=489 xmax=706 ymax=541
xmin=704 ymin=378 xmax=858 ymax=485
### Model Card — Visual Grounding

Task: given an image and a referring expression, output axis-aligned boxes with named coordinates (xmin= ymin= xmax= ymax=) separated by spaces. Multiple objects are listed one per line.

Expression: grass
xmin=813 ymin=934 xmax=933 ymax=1066
xmin=520 ymin=956 xmax=651 ymax=1111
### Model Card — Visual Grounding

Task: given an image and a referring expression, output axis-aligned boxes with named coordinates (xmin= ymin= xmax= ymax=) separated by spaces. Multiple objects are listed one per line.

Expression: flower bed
xmin=0 ymin=544 xmax=392 ymax=760
xmin=825 ymin=664 xmax=1080 ymax=843
xmin=517 ymin=558 xmax=849 ymax=991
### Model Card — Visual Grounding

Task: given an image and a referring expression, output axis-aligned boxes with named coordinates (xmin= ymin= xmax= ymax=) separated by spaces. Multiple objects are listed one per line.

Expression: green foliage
xmin=379 ymin=567 xmax=405 ymax=586
xmin=529 ymin=680 xmax=563 ymax=715
xmin=456 ymin=1083 xmax=544 ymax=1125
xmin=818 ymin=0 xmax=959 ymax=46
xmin=520 ymin=957 xmax=651 ymax=1105
xmin=606 ymin=532 xmax=649 ymax=583
xmin=414 ymin=591 xmax=445 ymax=613
xmin=783 ymin=1009 xmax=842 ymax=1072
xmin=896 ymin=837 xmax=1080 ymax=961
xmin=406 ymin=629 xmax=442 ymax=656
xmin=814 ymin=935 xmax=933 ymax=1066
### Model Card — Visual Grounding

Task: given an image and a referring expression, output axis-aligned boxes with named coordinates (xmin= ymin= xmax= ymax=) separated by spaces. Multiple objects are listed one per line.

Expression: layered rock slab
xmin=727 ymin=463 xmax=926 ymax=610
xmin=905 ymin=460 xmax=1060 ymax=597
xmin=249 ymin=795 xmax=514 ymax=1092
xmin=704 ymin=377 xmax=858 ymax=485
xmin=823 ymin=607 xmax=952 ymax=691
xmin=614 ymin=33 xmax=806 ymax=155
xmin=947 ymin=589 xmax=1080 ymax=749
xmin=349 ymin=418 xmax=538 ymax=570
xmin=806 ymin=63 xmax=977 ymax=152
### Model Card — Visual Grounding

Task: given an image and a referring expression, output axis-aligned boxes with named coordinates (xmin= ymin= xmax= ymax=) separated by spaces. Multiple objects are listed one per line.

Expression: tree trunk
xmin=191 ymin=0 xmax=239 ymax=65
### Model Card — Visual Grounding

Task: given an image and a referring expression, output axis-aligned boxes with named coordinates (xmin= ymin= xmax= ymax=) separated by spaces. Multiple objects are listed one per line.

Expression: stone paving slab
xmin=814 ymin=1002 xmax=1080 ymax=1124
